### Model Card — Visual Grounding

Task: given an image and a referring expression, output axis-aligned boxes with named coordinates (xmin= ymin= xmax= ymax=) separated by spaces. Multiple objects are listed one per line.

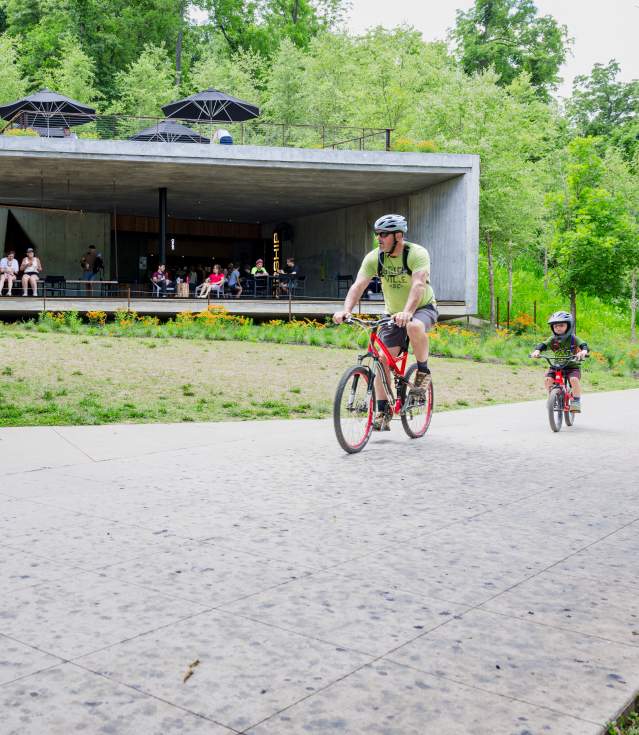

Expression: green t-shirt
xmin=358 ymin=242 xmax=436 ymax=315
xmin=537 ymin=333 xmax=588 ymax=368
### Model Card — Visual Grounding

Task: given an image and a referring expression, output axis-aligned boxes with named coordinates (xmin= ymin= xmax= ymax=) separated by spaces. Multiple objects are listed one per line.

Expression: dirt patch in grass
xmin=0 ymin=332 xmax=635 ymax=426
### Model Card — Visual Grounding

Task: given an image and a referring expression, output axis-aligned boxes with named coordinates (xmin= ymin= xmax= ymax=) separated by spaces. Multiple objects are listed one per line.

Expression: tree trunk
xmin=570 ymin=289 xmax=577 ymax=330
xmin=631 ymin=269 xmax=637 ymax=343
xmin=487 ymin=235 xmax=495 ymax=327
xmin=292 ymin=0 xmax=300 ymax=23
xmin=543 ymin=245 xmax=549 ymax=289
xmin=175 ymin=1 xmax=187 ymax=88
xmin=507 ymin=247 xmax=513 ymax=313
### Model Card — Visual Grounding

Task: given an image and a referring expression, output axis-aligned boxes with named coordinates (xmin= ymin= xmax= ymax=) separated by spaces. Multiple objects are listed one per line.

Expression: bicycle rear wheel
xmin=333 ymin=365 xmax=375 ymax=453
xmin=547 ymin=387 xmax=563 ymax=432
xmin=400 ymin=363 xmax=434 ymax=439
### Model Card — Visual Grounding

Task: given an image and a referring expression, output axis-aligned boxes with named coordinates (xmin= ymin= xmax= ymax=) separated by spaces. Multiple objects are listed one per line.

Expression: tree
xmin=189 ymin=41 xmax=264 ymax=103
xmin=452 ymin=0 xmax=570 ymax=97
xmin=567 ymin=60 xmax=639 ymax=164
xmin=263 ymin=38 xmax=307 ymax=124
xmin=567 ymin=60 xmax=639 ymax=137
xmin=0 ymin=33 xmax=28 ymax=105
xmin=411 ymin=70 xmax=558 ymax=324
xmin=2 ymin=0 xmax=188 ymax=100
xmin=43 ymin=36 xmax=101 ymax=106
xmin=111 ymin=43 xmax=176 ymax=116
xmin=197 ymin=0 xmax=348 ymax=57
xmin=546 ymin=137 xmax=636 ymax=321
xmin=602 ymin=147 xmax=639 ymax=340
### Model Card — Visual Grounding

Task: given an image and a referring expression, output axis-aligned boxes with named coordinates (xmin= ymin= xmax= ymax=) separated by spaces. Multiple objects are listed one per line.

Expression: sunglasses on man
xmin=375 ymin=231 xmax=394 ymax=238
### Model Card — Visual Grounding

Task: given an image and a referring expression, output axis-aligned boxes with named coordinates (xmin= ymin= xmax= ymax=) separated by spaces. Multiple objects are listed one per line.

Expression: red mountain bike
xmin=539 ymin=354 xmax=584 ymax=432
xmin=333 ymin=316 xmax=434 ymax=453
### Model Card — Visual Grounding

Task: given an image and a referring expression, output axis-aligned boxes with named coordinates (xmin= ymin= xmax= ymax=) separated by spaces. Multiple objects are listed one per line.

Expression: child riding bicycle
xmin=531 ymin=311 xmax=589 ymax=412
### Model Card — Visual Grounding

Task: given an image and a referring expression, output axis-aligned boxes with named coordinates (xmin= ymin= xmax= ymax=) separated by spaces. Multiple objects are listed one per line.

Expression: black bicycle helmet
xmin=547 ymin=310 xmax=574 ymax=337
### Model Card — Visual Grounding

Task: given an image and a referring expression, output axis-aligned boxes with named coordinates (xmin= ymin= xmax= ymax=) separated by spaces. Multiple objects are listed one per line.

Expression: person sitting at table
xmin=20 ymin=247 xmax=43 ymax=296
xmin=227 ymin=262 xmax=243 ymax=298
xmin=0 ymin=250 xmax=19 ymax=295
xmin=251 ymin=259 xmax=269 ymax=277
xmin=277 ymin=256 xmax=301 ymax=296
xmin=214 ymin=128 xmax=233 ymax=145
xmin=198 ymin=264 xmax=225 ymax=298
xmin=151 ymin=263 xmax=172 ymax=297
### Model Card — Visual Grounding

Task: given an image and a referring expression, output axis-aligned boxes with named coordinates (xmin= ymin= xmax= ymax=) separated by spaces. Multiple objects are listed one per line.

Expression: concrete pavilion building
xmin=0 ymin=135 xmax=479 ymax=317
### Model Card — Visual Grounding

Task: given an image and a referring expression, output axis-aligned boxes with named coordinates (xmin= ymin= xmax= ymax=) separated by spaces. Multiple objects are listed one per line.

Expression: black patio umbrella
xmin=129 ymin=120 xmax=210 ymax=144
xmin=162 ymin=88 xmax=260 ymax=123
xmin=0 ymin=88 xmax=96 ymax=128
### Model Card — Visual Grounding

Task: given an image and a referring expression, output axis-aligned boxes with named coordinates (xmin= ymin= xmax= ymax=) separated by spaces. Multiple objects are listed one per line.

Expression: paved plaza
xmin=1 ymin=390 xmax=638 ymax=734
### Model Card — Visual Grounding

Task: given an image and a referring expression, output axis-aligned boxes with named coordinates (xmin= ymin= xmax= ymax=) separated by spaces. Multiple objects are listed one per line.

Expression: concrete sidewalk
xmin=1 ymin=391 xmax=638 ymax=734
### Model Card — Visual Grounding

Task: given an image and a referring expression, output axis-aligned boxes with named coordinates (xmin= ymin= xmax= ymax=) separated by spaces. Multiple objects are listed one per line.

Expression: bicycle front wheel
xmin=400 ymin=363 xmax=434 ymax=439
xmin=333 ymin=365 xmax=375 ymax=453
xmin=565 ymin=400 xmax=575 ymax=426
xmin=547 ymin=387 xmax=563 ymax=432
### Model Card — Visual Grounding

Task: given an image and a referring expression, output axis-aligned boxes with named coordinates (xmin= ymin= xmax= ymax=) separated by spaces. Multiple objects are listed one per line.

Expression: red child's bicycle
xmin=333 ymin=316 xmax=434 ymax=453
xmin=539 ymin=354 xmax=584 ymax=432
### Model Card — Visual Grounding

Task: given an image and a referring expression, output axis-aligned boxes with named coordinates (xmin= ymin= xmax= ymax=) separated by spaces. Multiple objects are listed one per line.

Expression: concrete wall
xmin=265 ymin=171 xmax=478 ymax=311
xmin=0 ymin=207 xmax=110 ymax=278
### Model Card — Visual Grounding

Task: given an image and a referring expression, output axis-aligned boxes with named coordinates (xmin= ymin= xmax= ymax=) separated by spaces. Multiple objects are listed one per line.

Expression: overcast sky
xmin=344 ymin=0 xmax=639 ymax=98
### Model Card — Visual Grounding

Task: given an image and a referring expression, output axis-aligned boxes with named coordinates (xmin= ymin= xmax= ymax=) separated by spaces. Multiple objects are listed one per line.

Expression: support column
xmin=158 ymin=187 xmax=167 ymax=265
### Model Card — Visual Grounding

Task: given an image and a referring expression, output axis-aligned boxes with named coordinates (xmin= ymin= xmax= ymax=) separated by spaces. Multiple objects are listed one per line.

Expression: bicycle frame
xmin=357 ymin=325 xmax=409 ymax=415
xmin=541 ymin=356 xmax=577 ymax=410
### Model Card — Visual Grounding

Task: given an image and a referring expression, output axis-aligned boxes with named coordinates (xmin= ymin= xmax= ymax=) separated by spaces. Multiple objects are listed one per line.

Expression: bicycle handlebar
xmin=343 ymin=315 xmax=393 ymax=328
xmin=533 ymin=354 xmax=588 ymax=367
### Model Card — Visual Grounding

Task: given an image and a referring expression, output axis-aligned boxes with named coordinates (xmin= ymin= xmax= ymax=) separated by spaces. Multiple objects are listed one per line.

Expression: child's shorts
xmin=545 ymin=367 xmax=581 ymax=380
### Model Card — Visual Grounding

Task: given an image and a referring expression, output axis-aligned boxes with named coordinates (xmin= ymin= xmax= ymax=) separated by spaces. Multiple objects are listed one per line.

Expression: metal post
xmin=288 ymin=282 xmax=292 ymax=322
xmin=385 ymin=129 xmax=391 ymax=151
xmin=158 ymin=187 xmax=167 ymax=266
xmin=496 ymin=297 xmax=500 ymax=328
xmin=127 ymin=287 xmax=131 ymax=311
xmin=533 ymin=300 xmax=537 ymax=325
xmin=506 ymin=300 xmax=510 ymax=330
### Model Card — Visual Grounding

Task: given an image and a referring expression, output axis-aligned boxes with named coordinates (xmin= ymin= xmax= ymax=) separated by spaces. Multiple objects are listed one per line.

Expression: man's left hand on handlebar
xmin=391 ymin=311 xmax=413 ymax=327
xmin=575 ymin=349 xmax=588 ymax=360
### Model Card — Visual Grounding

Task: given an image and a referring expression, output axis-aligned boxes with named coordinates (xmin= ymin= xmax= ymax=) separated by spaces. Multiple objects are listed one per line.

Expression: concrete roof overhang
xmin=0 ymin=137 xmax=476 ymax=223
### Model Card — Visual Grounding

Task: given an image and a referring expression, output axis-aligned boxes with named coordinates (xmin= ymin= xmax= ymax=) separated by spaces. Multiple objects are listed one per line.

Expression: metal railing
xmin=1 ymin=112 xmax=393 ymax=151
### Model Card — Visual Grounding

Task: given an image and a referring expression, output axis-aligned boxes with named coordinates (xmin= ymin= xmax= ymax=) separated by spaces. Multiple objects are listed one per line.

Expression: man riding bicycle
xmin=333 ymin=213 xmax=438 ymax=431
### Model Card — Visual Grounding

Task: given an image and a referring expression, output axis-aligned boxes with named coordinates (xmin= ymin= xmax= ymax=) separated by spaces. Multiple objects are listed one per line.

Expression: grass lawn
xmin=1 ymin=331 xmax=637 ymax=426
xmin=609 ymin=710 xmax=639 ymax=735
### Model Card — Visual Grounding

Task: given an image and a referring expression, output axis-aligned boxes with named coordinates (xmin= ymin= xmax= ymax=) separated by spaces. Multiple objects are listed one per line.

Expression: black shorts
xmin=378 ymin=304 xmax=438 ymax=352
xmin=545 ymin=367 xmax=581 ymax=380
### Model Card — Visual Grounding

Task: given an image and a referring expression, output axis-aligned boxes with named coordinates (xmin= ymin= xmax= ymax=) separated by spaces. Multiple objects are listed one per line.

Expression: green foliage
xmin=188 ymin=39 xmax=264 ymax=104
xmin=452 ymin=0 xmax=570 ymax=97
xmin=110 ymin=43 xmax=176 ymax=116
xmin=546 ymin=138 xmax=636 ymax=305
xmin=0 ymin=33 xmax=27 ymax=104
xmin=262 ymin=38 xmax=307 ymax=124
xmin=567 ymin=60 xmax=639 ymax=142
xmin=2 ymin=0 xmax=186 ymax=100
xmin=42 ymin=36 xmax=101 ymax=106
xmin=197 ymin=0 xmax=348 ymax=57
